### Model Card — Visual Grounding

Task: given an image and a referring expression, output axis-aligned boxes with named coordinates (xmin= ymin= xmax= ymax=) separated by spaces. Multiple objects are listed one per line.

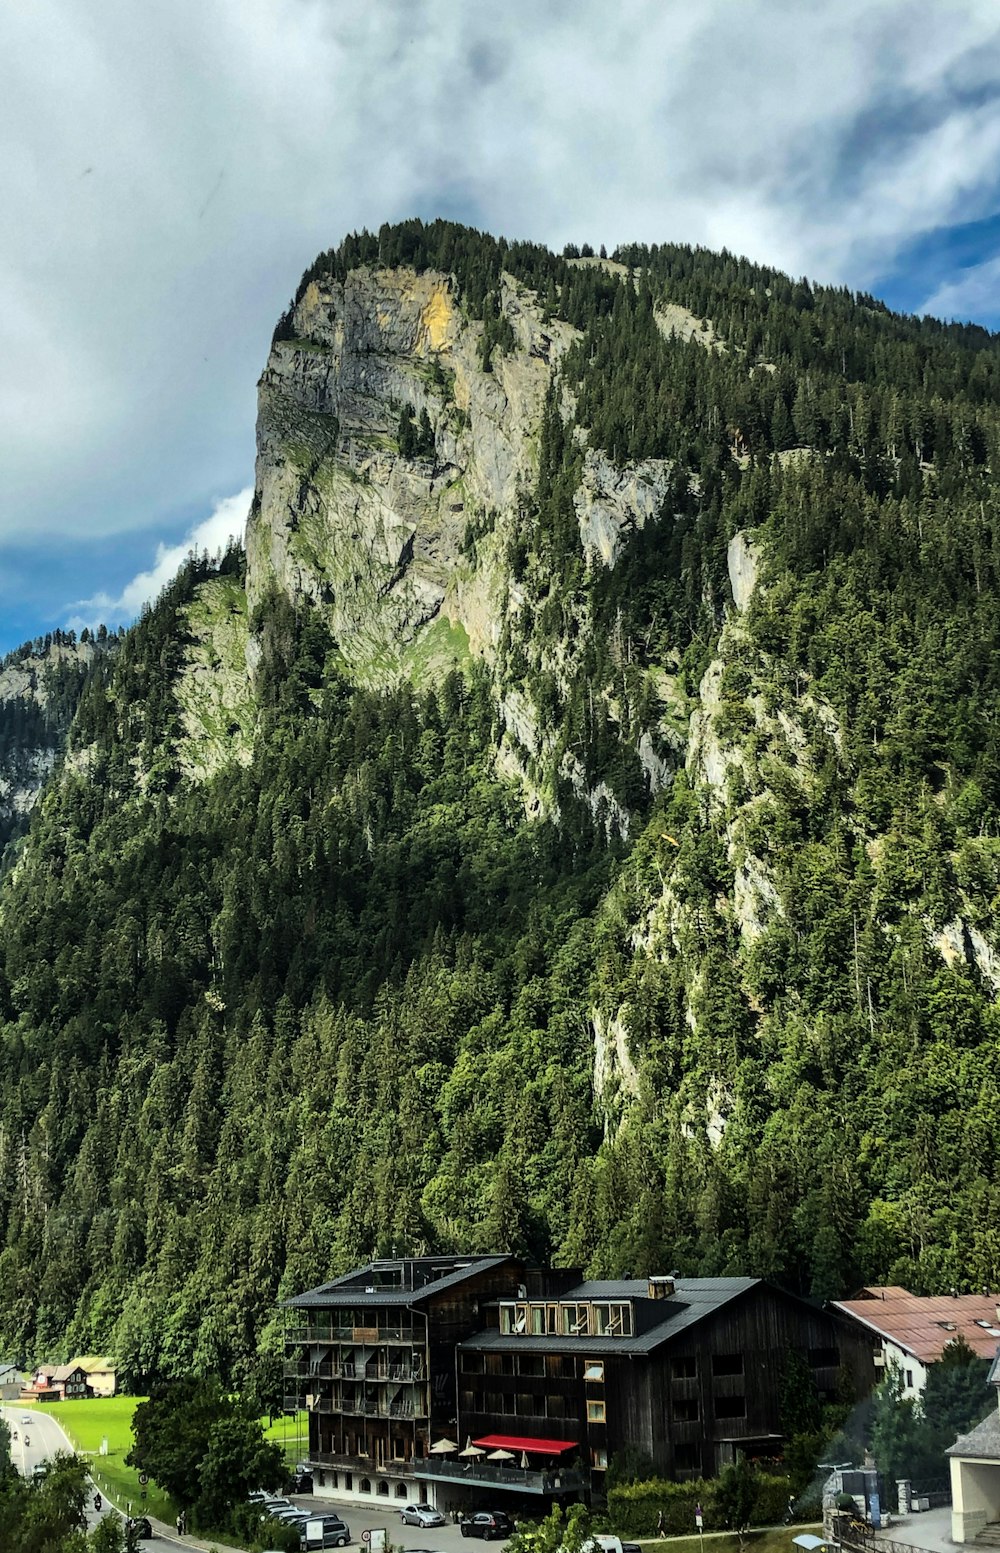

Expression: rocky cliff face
xmin=0 ymin=637 xmax=102 ymax=854
xmin=247 ymin=267 xmax=575 ymax=684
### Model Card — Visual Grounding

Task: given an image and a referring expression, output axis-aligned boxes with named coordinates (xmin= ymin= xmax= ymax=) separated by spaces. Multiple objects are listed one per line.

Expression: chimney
xmin=648 ymin=1275 xmax=675 ymax=1300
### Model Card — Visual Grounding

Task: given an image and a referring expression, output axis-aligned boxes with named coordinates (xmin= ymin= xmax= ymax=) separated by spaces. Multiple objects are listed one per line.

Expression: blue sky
xmin=5 ymin=0 xmax=1000 ymax=657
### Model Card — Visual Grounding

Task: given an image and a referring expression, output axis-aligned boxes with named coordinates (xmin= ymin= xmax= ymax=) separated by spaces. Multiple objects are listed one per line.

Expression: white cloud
xmin=920 ymin=256 xmax=1000 ymax=323
xmin=5 ymin=0 xmax=1000 ymax=563
xmin=66 ymin=487 xmax=252 ymax=632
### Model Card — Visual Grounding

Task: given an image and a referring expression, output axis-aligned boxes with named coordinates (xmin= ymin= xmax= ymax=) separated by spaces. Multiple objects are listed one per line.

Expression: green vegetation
xmin=30 ymin=1398 xmax=174 ymax=1525
xmin=127 ymin=1379 xmax=282 ymax=1533
xmin=0 ymin=1413 xmax=99 ymax=1552
xmin=2 ymin=220 xmax=1000 ymax=1401
xmin=868 ymin=1344 xmax=995 ymax=1485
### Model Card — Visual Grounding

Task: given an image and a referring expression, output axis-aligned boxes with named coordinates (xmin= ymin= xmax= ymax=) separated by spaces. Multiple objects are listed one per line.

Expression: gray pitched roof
xmin=285 ymin=1255 xmax=515 ymax=1309
xmin=948 ymin=1407 xmax=1000 ymax=1461
xmin=461 ymin=1277 xmax=759 ymax=1355
xmin=989 ymin=1347 xmax=1000 ymax=1388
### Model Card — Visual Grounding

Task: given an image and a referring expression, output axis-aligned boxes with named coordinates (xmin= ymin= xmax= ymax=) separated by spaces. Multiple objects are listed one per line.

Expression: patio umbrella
xmin=430 ymin=1438 xmax=459 ymax=1454
xmin=459 ymin=1438 xmax=486 ymax=1458
xmin=487 ymin=1449 xmax=515 ymax=1461
xmin=520 ymin=1452 xmax=529 ymax=1469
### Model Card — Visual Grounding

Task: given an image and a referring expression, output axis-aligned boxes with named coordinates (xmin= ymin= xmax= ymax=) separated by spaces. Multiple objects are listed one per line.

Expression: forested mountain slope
xmin=1 ymin=220 xmax=999 ymax=1396
xmin=0 ymin=631 xmax=111 ymax=862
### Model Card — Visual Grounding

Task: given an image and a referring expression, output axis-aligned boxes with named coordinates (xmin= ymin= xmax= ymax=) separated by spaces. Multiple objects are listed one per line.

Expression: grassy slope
xmin=20 ymin=1396 xmax=175 ymax=1522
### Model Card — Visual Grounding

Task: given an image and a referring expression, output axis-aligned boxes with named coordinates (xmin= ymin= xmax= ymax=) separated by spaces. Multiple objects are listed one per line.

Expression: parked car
xmin=401 ymin=1504 xmax=446 ymax=1528
xmin=291 ymin=1469 xmax=314 ymax=1493
xmin=460 ymin=1512 xmax=515 ymax=1540
xmin=300 ymin=1514 xmax=352 ymax=1548
xmin=126 ymin=1517 xmax=153 ymax=1540
xmin=265 ymin=1499 xmax=296 ymax=1515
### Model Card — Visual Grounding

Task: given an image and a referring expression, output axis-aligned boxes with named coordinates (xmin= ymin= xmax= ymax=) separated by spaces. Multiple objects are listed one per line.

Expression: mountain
xmin=0 ymin=632 xmax=111 ymax=863
xmin=1 ymin=219 xmax=999 ymax=1394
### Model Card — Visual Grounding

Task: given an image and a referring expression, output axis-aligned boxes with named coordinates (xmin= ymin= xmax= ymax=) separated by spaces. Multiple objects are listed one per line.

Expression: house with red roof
xmin=830 ymin=1286 xmax=1000 ymax=1403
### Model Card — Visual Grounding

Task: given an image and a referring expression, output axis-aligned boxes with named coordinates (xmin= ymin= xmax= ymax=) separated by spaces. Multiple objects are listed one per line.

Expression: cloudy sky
xmin=4 ymin=0 xmax=1000 ymax=653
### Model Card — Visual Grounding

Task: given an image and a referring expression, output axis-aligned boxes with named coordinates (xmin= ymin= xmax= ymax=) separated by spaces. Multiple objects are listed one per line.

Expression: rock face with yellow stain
xmin=247 ymin=265 xmax=576 ymax=684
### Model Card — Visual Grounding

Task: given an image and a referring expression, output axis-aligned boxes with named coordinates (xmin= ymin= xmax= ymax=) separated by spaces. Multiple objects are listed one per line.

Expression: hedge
xmin=607 ymin=1472 xmax=796 ymax=1536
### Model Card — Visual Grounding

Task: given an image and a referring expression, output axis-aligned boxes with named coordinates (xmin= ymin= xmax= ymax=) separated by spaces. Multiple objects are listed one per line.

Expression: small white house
xmin=831 ymin=1287 xmax=1000 ymax=1404
xmin=948 ymin=1350 xmax=1000 ymax=1542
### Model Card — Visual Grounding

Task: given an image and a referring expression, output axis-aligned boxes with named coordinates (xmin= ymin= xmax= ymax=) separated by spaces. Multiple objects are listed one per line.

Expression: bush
xmin=607 ymin=1471 xmax=796 ymax=1536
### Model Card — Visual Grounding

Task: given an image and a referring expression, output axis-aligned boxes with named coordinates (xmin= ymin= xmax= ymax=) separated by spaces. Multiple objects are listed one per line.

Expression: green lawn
xmin=21 ymin=1396 xmax=175 ymax=1523
xmin=264 ymin=1409 xmax=308 ymax=1465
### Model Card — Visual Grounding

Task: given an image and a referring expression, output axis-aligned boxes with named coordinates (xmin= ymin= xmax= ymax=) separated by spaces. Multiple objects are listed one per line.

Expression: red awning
xmin=472 ymin=1434 xmax=578 ymax=1455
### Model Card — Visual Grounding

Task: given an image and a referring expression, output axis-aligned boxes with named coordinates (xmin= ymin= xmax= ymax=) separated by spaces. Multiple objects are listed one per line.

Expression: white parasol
xmin=430 ymin=1438 xmax=459 ymax=1454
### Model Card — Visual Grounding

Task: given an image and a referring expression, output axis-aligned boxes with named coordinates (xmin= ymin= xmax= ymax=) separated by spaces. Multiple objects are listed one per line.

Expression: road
xmin=2 ymin=1403 xmax=104 ymax=1531
xmin=0 ymin=1404 xmax=199 ymax=1543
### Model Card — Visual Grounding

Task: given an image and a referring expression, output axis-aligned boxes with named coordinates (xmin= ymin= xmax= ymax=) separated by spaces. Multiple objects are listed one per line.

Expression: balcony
xmin=286 ymin=1361 xmax=426 ymax=1383
xmin=413 ymin=1456 xmax=587 ymax=1497
xmin=309 ymin=1451 xmax=413 ymax=1477
xmin=286 ymin=1324 xmax=420 ymax=1345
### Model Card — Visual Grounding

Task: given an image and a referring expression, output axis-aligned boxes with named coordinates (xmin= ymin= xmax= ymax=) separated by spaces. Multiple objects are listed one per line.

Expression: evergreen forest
xmin=0 ymin=220 xmax=998 ymax=1398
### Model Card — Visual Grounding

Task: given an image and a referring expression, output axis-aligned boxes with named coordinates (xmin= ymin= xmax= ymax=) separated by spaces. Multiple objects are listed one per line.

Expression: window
xmin=486 ymin=1392 xmax=503 ymax=1414
xmin=517 ymin=1393 xmax=533 ymax=1416
xmin=377 ymin=1481 xmax=389 ymax=1496
xmin=518 ymin=1354 xmax=544 ymax=1377
xmin=712 ymin=1354 xmax=744 ymax=1377
xmin=548 ymin=1393 xmax=566 ymax=1418
xmin=714 ymin=1396 xmax=746 ymax=1419
xmin=675 ymin=1444 xmax=700 ymax=1471
xmin=486 ymin=1354 xmax=501 ymax=1376
xmin=808 ymin=1347 xmax=839 ymax=1369
xmin=531 ymin=1305 xmax=546 ymax=1335
xmin=395 ymin=1483 xmax=407 ymax=1498
xmin=500 ymin=1306 xmax=514 ymax=1334
xmin=548 ymin=1305 xmax=560 ymax=1334
xmin=344 ymin=1475 xmax=353 ymax=1492
xmin=561 ymin=1355 xmax=577 ymax=1379
xmin=674 ymin=1397 xmax=699 ymax=1422
xmin=501 ymin=1354 xmax=515 ymax=1376
xmin=587 ymin=1400 xmax=606 ymax=1423
xmin=584 ymin=1362 xmax=605 ymax=1383
xmin=905 ymin=1370 xmax=913 ymax=1389
xmin=591 ymin=1447 xmax=609 ymax=1469
xmin=672 ymin=1356 xmax=697 ymax=1380
xmin=360 ymin=1478 xmax=370 ymax=1494
xmin=462 ymin=1352 xmax=485 ymax=1374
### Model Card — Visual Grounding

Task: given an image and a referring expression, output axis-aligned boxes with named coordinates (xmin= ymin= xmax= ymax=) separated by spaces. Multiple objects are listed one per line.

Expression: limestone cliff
xmin=247 ymin=266 xmax=576 ymax=684
xmin=0 ymin=637 xmax=104 ymax=854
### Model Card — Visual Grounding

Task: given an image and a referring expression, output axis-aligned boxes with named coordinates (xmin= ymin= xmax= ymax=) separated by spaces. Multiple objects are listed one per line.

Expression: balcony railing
xmin=309 ymin=1451 xmax=413 ymax=1477
xmin=286 ymin=1361 xmax=426 ymax=1383
xmin=285 ymin=1324 xmax=420 ymax=1344
xmin=412 ymin=1456 xmax=586 ymax=1496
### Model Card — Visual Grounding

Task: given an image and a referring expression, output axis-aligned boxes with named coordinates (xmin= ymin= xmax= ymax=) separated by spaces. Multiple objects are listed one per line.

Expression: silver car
xmin=401 ymin=1505 xmax=447 ymax=1528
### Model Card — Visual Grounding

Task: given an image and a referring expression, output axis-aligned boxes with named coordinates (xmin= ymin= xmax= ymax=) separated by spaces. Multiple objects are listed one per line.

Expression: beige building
xmin=949 ymin=1350 xmax=1000 ymax=1542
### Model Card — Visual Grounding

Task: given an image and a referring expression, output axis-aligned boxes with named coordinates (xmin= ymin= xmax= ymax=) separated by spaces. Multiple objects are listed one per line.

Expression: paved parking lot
xmin=282 ymin=1494 xmax=514 ymax=1553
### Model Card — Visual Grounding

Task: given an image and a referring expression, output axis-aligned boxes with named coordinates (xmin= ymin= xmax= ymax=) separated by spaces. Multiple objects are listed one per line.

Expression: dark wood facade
xmin=456 ymin=1280 xmax=876 ymax=1492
